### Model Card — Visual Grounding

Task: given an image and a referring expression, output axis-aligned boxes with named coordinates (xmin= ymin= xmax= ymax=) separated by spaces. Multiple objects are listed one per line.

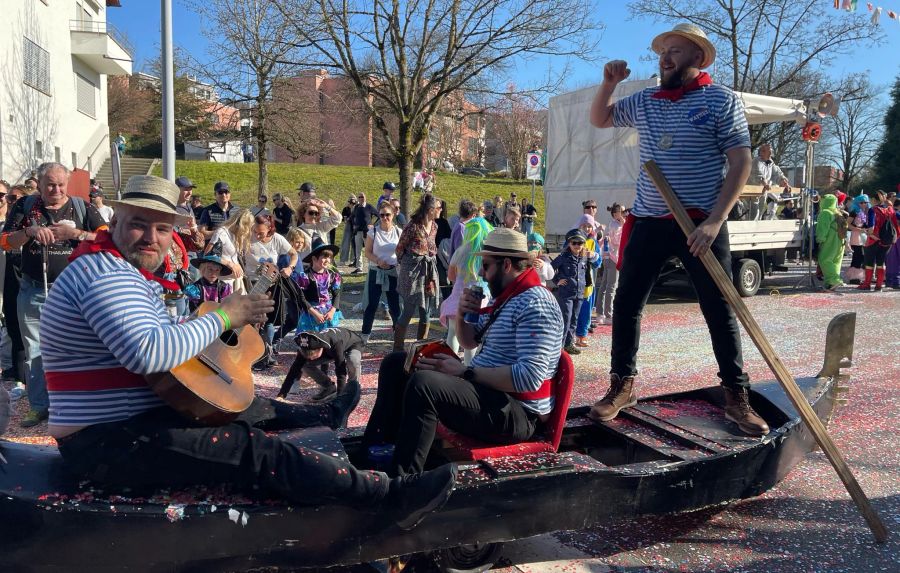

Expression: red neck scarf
xmin=652 ymin=72 xmax=712 ymax=101
xmin=69 ymin=229 xmax=181 ymax=291
xmin=478 ymin=266 xmax=544 ymax=316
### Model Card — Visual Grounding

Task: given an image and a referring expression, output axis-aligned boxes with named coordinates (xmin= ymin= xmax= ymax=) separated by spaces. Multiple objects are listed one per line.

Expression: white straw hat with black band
xmin=107 ymin=175 xmax=191 ymax=225
xmin=651 ymin=23 xmax=716 ymax=69
xmin=474 ymin=228 xmax=534 ymax=259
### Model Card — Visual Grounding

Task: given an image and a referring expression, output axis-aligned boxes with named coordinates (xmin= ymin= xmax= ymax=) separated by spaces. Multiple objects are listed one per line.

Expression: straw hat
xmin=474 ymin=228 xmax=533 ymax=259
xmin=651 ymin=23 xmax=716 ymax=69
xmin=107 ymin=175 xmax=190 ymax=224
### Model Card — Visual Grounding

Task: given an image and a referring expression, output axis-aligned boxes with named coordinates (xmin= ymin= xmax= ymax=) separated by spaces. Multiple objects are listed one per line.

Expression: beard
xmin=660 ymin=62 xmax=692 ymax=89
xmin=123 ymin=247 xmax=165 ymax=272
xmin=486 ymin=270 xmax=506 ymax=299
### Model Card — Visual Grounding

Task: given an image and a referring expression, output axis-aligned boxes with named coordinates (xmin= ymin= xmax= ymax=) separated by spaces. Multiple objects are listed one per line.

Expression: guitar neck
xmin=249 ymin=274 xmax=275 ymax=295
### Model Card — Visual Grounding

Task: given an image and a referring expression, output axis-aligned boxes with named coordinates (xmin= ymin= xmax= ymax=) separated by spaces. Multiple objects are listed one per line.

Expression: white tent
xmin=544 ymin=79 xmax=807 ymax=235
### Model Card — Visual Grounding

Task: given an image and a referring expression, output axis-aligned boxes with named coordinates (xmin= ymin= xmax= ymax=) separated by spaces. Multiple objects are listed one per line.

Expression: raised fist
xmin=604 ymin=60 xmax=630 ymax=84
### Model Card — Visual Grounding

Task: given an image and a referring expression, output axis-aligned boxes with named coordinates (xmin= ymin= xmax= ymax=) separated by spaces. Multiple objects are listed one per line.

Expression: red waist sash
xmin=509 ymin=378 xmax=553 ymax=401
xmin=46 ymin=367 xmax=148 ymax=392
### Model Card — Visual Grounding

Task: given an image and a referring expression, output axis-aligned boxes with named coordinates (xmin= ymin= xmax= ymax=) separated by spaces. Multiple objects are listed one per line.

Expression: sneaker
xmin=388 ymin=464 xmax=458 ymax=530
xmin=575 ymin=338 xmax=589 ymax=348
xmin=1 ymin=370 xmax=17 ymax=382
xmin=8 ymin=382 xmax=25 ymax=401
xmin=328 ymin=379 xmax=361 ymax=430
xmin=20 ymin=409 xmax=49 ymax=428
xmin=564 ymin=345 xmax=581 ymax=355
xmin=360 ymin=333 xmax=371 ymax=345
xmin=310 ymin=383 xmax=338 ymax=403
xmin=352 ymin=268 xmax=364 ymax=275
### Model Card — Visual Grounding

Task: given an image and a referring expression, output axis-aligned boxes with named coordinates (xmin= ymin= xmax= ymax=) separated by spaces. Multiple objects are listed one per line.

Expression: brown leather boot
xmin=723 ymin=386 xmax=770 ymax=436
xmin=416 ymin=320 xmax=430 ymax=341
xmin=588 ymin=374 xmax=638 ymax=422
xmin=393 ymin=325 xmax=408 ymax=352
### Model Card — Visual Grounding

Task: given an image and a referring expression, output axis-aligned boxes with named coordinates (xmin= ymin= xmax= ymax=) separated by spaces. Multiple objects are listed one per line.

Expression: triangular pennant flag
xmin=842 ymin=0 xmax=851 ymax=9
xmin=866 ymin=2 xmax=873 ymax=11
xmin=890 ymin=10 xmax=897 ymax=20
xmin=849 ymin=0 xmax=858 ymax=11
xmin=872 ymin=6 xmax=882 ymax=24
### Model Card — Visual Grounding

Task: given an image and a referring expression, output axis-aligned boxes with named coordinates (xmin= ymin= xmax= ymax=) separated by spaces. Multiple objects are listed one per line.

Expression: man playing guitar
xmin=40 ymin=175 xmax=455 ymax=529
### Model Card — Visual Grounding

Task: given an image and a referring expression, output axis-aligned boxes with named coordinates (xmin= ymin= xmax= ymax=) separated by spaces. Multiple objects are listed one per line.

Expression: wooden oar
xmin=643 ymin=160 xmax=888 ymax=544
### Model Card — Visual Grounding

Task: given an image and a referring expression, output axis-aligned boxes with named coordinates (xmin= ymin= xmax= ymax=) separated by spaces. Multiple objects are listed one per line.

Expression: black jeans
xmin=363 ymin=352 xmax=539 ymax=475
xmin=361 ymin=270 xmax=402 ymax=334
xmin=56 ymin=398 xmax=388 ymax=505
xmin=611 ymin=217 xmax=749 ymax=389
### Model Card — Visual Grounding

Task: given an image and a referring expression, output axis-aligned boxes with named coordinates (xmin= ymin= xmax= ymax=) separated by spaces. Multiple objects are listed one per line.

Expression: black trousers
xmin=57 ymin=398 xmax=388 ymax=505
xmin=363 ymin=352 xmax=539 ymax=475
xmin=850 ymin=245 xmax=865 ymax=269
xmin=863 ymin=243 xmax=889 ymax=267
xmin=611 ymin=217 xmax=749 ymax=389
xmin=2 ymin=258 xmax=23 ymax=377
xmin=361 ymin=270 xmax=402 ymax=335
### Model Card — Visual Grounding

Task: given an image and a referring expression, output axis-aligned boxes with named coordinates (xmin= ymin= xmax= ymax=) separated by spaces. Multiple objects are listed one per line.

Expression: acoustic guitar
xmin=146 ymin=265 xmax=278 ymax=425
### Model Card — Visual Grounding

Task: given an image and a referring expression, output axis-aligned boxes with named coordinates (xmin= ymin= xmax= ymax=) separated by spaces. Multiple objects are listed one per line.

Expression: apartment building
xmin=0 ymin=0 xmax=132 ymax=182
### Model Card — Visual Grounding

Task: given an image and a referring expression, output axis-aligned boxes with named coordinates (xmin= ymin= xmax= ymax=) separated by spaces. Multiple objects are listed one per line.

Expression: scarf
xmin=69 ymin=229 xmax=181 ymax=292
xmin=651 ymin=72 xmax=713 ymax=102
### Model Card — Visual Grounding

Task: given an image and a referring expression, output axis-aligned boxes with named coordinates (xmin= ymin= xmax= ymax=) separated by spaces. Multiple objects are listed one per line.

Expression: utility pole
xmin=161 ymin=0 xmax=175 ymax=180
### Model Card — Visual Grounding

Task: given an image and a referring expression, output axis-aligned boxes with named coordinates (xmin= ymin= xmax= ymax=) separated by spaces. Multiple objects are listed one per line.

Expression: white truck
xmin=544 ymin=79 xmax=807 ymax=296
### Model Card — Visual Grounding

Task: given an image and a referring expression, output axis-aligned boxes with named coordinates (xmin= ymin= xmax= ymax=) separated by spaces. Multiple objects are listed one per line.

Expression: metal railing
xmin=69 ymin=20 xmax=132 ymax=58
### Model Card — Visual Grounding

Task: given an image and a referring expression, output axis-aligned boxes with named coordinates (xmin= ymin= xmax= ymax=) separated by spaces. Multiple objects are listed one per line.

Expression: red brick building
xmin=269 ymin=70 xmax=485 ymax=169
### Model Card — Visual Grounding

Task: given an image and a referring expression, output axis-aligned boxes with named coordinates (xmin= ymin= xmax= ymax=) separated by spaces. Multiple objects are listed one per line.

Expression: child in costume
xmin=573 ymin=215 xmax=603 ymax=347
xmin=527 ymin=232 xmax=555 ymax=285
xmin=183 ymin=242 xmax=233 ymax=312
xmin=815 ymin=193 xmax=845 ymax=291
xmin=292 ymin=237 xmax=344 ymax=332
xmin=551 ymin=228 xmax=599 ymax=354
xmin=277 ymin=328 xmax=364 ymax=403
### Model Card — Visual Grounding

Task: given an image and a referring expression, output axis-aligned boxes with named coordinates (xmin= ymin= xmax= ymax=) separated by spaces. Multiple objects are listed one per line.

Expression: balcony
xmin=69 ymin=20 xmax=133 ymax=76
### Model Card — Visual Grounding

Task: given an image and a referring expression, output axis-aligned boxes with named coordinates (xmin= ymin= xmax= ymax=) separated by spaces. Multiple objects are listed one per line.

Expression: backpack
xmin=438 ymin=237 xmax=452 ymax=269
xmin=877 ymin=207 xmax=897 ymax=246
xmin=833 ymin=209 xmax=850 ymax=239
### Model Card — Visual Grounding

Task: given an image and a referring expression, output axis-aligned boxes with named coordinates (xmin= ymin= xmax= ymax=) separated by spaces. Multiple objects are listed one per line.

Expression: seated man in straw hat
xmin=38 ymin=175 xmax=456 ymax=530
xmin=588 ymin=23 xmax=768 ymax=436
xmin=364 ymin=228 xmax=564 ymax=475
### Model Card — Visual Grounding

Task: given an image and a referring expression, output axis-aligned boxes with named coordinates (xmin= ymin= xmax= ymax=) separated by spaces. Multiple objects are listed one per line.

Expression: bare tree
xmin=107 ymin=76 xmax=155 ymax=139
xmin=823 ymin=76 xmax=884 ymax=193
xmin=487 ymin=89 xmax=545 ymax=179
xmin=186 ymin=0 xmax=300 ymax=195
xmin=274 ymin=0 xmax=601 ymax=212
xmin=628 ymin=0 xmax=884 ymax=163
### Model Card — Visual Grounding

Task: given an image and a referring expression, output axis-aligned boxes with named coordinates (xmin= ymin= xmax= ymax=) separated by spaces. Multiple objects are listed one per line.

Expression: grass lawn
xmin=153 ymin=160 xmax=546 ymax=234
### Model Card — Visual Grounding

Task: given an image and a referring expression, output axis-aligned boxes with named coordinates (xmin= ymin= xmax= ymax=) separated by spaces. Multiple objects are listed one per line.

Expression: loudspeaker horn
xmin=810 ymin=93 xmax=839 ymax=118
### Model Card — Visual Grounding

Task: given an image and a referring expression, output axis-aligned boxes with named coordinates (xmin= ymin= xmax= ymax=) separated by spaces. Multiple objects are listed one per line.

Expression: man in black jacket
xmin=277 ymin=328 xmax=364 ymax=403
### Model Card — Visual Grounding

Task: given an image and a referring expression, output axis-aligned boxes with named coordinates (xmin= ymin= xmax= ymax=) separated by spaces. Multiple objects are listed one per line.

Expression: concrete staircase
xmin=93 ymin=157 xmax=157 ymax=193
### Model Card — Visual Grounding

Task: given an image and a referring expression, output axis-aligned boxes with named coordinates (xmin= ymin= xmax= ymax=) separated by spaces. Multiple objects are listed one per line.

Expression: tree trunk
xmin=397 ymin=123 xmax=414 ymax=215
xmin=256 ymin=97 xmax=269 ymax=196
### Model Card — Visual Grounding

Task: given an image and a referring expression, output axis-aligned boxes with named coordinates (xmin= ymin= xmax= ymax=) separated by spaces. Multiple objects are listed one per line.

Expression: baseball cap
xmin=383 ymin=181 xmax=396 ymax=191
xmin=298 ymin=182 xmax=316 ymax=193
xmin=295 ymin=331 xmax=331 ymax=351
xmin=175 ymin=176 xmax=196 ymax=189
xmin=214 ymin=181 xmax=231 ymax=193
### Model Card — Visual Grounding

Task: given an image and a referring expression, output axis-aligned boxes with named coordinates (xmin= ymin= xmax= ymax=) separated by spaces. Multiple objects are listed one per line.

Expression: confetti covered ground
xmin=2 ymin=262 xmax=898 ymax=572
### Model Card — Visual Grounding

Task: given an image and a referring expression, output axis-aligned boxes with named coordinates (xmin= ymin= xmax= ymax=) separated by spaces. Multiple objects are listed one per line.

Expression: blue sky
xmin=108 ymin=1 xmax=898 ymax=102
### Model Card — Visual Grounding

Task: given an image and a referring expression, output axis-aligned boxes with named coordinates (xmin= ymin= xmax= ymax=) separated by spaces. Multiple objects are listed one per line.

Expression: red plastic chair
xmin=435 ymin=351 xmax=575 ymax=460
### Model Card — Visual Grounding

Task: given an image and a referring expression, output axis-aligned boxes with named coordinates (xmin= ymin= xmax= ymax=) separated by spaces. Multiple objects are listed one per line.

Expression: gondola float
xmin=0 ymin=313 xmax=855 ymax=572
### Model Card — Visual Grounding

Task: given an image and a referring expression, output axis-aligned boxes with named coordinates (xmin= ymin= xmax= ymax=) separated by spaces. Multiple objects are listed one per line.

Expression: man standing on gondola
xmin=587 ymin=23 xmax=769 ymax=436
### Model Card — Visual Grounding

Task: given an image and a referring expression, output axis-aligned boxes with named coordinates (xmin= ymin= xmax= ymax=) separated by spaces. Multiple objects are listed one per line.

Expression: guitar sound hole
xmin=219 ymin=330 xmax=239 ymax=346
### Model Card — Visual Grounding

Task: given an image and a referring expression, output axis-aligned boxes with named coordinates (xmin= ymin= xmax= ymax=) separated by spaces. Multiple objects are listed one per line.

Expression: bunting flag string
xmin=835 ymin=0 xmax=899 ymax=28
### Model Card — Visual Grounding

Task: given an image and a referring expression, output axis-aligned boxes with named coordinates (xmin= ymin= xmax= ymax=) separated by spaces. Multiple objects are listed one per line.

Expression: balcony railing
xmin=69 ymin=20 xmax=132 ymax=58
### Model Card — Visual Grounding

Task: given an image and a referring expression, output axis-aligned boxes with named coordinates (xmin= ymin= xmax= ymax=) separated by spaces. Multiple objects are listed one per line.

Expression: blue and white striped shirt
xmin=471 ymin=285 xmax=564 ymax=415
xmin=41 ymin=252 xmax=222 ymax=426
xmin=613 ymin=84 xmax=750 ymax=217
